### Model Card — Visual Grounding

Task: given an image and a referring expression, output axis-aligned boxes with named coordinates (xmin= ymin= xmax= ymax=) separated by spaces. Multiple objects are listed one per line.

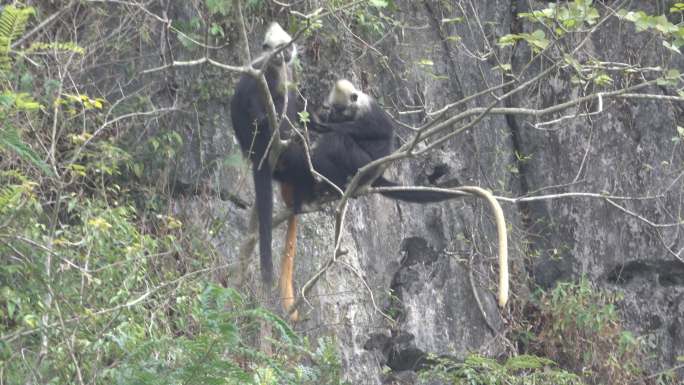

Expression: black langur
xmin=231 ymin=22 xmax=313 ymax=288
xmin=310 ymin=79 xmax=452 ymax=203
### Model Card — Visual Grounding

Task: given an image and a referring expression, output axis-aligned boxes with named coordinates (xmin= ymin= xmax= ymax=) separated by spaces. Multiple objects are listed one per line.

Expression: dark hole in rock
xmin=657 ymin=261 xmax=684 ymax=287
xmin=400 ymin=237 xmax=439 ymax=267
xmin=427 ymin=163 xmax=449 ymax=185
xmin=606 ymin=261 xmax=651 ymax=285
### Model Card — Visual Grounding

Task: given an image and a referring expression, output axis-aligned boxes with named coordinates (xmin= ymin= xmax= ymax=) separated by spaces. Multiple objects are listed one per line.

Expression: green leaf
xmin=6 ymin=300 xmax=15 ymax=318
xmin=209 ymin=23 xmax=224 ymax=38
xmin=25 ymin=41 xmax=85 ymax=55
xmin=441 ymin=17 xmax=463 ymax=24
xmin=249 ymin=307 xmax=299 ymax=344
xmin=205 ymin=0 xmax=232 ymax=16
xmin=23 ymin=313 xmax=38 ymax=328
xmin=498 ymin=34 xmax=518 ymax=47
xmin=663 ymin=40 xmax=681 ymax=54
xmin=593 ymin=73 xmax=613 ymax=86
xmin=658 ymin=69 xmax=681 ymax=85
xmin=369 ymin=0 xmax=388 ymax=8
xmin=298 ymin=110 xmax=310 ymax=124
xmin=417 ymin=59 xmax=434 ymax=67
xmin=526 ymin=30 xmax=549 ymax=51
xmin=0 ymin=6 xmax=36 ymax=72
xmin=531 ymin=29 xmax=545 ymax=40
xmin=505 ymin=355 xmax=555 ymax=370
xmin=493 ymin=63 xmax=512 ymax=72
xmin=0 ymin=127 xmax=53 ymax=175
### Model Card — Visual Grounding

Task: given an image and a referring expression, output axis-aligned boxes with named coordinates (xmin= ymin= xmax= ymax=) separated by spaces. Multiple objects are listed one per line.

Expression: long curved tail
xmin=254 ymin=163 xmax=274 ymax=285
xmin=458 ymin=186 xmax=508 ymax=308
xmin=375 ymin=177 xmax=454 ymax=203
xmin=279 ymin=214 xmax=299 ymax=321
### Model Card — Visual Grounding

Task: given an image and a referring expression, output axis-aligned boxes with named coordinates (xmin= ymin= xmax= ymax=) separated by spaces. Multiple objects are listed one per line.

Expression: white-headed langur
xmin=230 ymin=21 xmax=314 ymax=314
xmin=310 ymin=79 xmax=453 ymax=202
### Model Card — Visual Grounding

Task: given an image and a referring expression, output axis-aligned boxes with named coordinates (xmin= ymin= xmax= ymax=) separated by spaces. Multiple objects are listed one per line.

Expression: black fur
xmin=309 ymin=90 xmax=452 ymax=203
xmin=230 ymin=38 xmax=312 ymax=284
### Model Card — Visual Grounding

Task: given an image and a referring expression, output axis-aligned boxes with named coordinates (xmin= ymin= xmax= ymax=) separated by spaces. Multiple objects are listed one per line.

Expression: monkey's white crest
xmin=263 ymin=22 xmax=291 ymax=48
xmin=328 ymin=79 xmax=371 ymax=117
xmin=262 ymin=22 xmax=297 ymax=65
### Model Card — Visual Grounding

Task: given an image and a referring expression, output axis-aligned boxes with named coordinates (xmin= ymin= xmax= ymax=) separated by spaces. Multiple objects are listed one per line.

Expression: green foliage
xmin=619 ymin=11 xmax=678 ymax=33
xmin=369 ymin=0 xmax=388 ymax=8
xmin=205 ymin=0 xmax=232 ymax=16
xmin=0 ymin=91 xmax=40 ymax=111
xmin=508 ymin=1 xmax=684 ymax=55
xmin=591 ymin=72 xmax=613 ymax=86
xmin=0 ymin=5 xmax=84 ymax=176
xmin=656 ymin=68 xmax=682 ymax=86
xmin=618 ymin=9 xmax=684 ymax=53
xmin=419 ymin=354 xmax=585 ymax=385
xmin=673 ymin=126 xmax=684 ymax=144
xmin=499 ymin=0 xmax=599 ymax=52
xmin=0 ymin=5 xmax=35 ymax=72
xmin=25 ymin=41 xmax=85 ymax=55
xmin=0 ymin=172 xmax=347 ymax=384
xmin=172 ymin=17 xmax=203 ymax=50
xmin=0 ymin=4 xmax=349 ymax=384
xmin=0 ymin=91 xmax=51 ymax=174
xmin=0 ymin=127 xmax=52 ymax=175
xmin=245 ymin=0 xmax=265 ymax=9
xmin=108 ymin=284 xmax=348 ymax=385
xmin=448 ymin=278 xmax=684 ymax=385
xmin=524 ymin=277 xmax=650 ymax=384
xmin=545 ymin=277 xmax=617 ymax=334
xmin=498 ymin=30 xmax=549 ymax=53
xmin=209 ymin=22 xmax=225 ymax=37
xmin=349 ymin=0 xmax=398 ymax=40
xmin=518 ymin=0 xmax=599 ymax=33
xmin=56 ymin=92 xmax=106 ymax=113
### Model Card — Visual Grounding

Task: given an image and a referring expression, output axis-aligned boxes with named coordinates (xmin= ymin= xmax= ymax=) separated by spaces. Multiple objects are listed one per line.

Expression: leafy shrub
xmin=108 ymin=284 xmax=348 ymax=385
xmin=419 ymin=354 xmax=585 ymax=385
xmin=524 ymin=277 xmax=656 ymax=385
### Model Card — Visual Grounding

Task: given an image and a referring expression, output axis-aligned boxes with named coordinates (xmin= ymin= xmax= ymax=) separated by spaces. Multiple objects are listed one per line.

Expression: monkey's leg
xmin=279 ymin=214 xmax=299 ymax=321
xmin=279 ymin=183 xmax=299 ymax=321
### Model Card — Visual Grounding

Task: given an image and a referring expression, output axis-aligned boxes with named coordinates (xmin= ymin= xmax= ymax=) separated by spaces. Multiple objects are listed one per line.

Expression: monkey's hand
xmin=308 ymin=120 xmax=333 ymax=133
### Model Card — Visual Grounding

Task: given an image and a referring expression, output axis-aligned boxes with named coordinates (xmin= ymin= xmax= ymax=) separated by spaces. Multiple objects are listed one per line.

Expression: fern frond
xmin=0 ymin=126 xmax=53 ymax=176
xmin=0 ymin=92 xmax=41 ymax=111
xmin=26 ymin=41 xmax=85 ymax=55
xmin=0 ymin=6 xmax=35 ymax=71
xmin=14 ymin=93 xmax=41 ymax=111
xmin=0 ymin=170 xmax=34 ymax=213
xmin=0 ymin=6 xmax=35 ymax=43
xmin=0 ymin=184 xmax=25 ymax=213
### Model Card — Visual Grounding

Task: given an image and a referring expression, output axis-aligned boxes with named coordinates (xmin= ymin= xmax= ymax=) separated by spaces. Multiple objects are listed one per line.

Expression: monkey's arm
xmin=309 ymin=119 xmax=390 ymax=140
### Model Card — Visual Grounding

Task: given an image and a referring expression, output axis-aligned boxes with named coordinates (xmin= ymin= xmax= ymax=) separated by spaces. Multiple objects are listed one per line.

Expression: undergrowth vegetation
xmin=528 ymin=278 xmax=644 ymax=384
xmin=420 ymin=278 xmax=680 ymax=385
xmin=0 ymin=4 xmax=348 ymax=385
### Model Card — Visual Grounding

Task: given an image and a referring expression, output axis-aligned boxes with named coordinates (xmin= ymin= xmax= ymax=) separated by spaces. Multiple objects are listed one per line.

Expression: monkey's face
xmin=322 ymin=80 xmax=366 ymax=122
xmin=326 ymin=101 xmax=356 ymax=123
xmin=262 ymin=22 xmax=296 ymax=67
xmin=262 ymin=42 xmax=296 ymax=66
